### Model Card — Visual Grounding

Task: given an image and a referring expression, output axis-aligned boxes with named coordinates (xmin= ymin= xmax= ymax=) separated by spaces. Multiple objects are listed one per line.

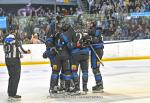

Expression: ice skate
xmin=58 ymin=80 xmax=65 ymax=94
xmin=49 ymin=86 xmax=64 ymax=98
xmin=82 ymin=84 xmax=88 ymax=95
xmin=70 ymin=87 xmax=81 ymax=96
xmin=8 ymin=95 xmax=21 ymax=101
xmin=92 ymin=84 xmax=104 ymax=93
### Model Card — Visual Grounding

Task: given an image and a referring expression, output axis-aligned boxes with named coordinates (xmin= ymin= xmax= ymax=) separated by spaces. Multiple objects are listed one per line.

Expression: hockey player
xmin=42 ymin=36 xmax=59 ymax=93
xmin=70 ymin=32 xmax=91 ymax=95
xmin=88 ymin=21 xmax=104 ymax=93
xmin=49 ymin=24 xmax=72 ymax=95
xmin=42 ymin=36 xmax=66 ymax=95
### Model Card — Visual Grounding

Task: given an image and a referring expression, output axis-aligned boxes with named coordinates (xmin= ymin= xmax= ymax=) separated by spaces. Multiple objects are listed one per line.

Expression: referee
xmin=3 ymin=25 xmax=31 ymax=100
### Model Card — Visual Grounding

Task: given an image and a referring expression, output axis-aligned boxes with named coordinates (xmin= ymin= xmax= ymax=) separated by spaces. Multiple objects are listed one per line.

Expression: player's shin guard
xmin=71 ymin=78 xmax=80 ymax=95
xmin=64 ymin=75 xmax=71 ymax=93
xmin=70 ymin=73 xmax=80 ymax=95
xmin=49 ymin=74 xmax=59 ymax=94
xmin=73 ymin=78 xmax=80 ymax=91
xmin=72 ymin=72 xmax=80 ymax=90
xmin=82 ymin=72 xmax=88 ymax=93
xmin=59 ymin=74 xmax=65 ymax=92
xmin=92 ymin=68 xmax=104 ymax=93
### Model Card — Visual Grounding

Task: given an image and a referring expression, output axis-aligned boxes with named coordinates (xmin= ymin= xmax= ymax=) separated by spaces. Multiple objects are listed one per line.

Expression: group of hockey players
xmin=42 ymin=20 xmax=104 ymax=96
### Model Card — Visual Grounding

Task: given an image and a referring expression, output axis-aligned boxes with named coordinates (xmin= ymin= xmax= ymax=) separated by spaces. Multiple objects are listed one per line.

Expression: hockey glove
xmin=43 ymin=52 xmax=48 ymax=59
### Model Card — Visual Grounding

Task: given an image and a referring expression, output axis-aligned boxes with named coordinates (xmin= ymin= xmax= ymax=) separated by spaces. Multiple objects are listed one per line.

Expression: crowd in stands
xmin=88 ymin=0 xmax=150 ymax=40
xmin=102 ymin=17 xmax=150 ymax=40
xmin=90 ymin=0 xmax=150 ymax=14
xmin=0 ymin=0 xmax=150 ymax=44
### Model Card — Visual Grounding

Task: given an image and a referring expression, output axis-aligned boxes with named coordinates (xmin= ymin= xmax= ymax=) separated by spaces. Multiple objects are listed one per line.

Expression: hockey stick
xmin=90 ymin=45 xmax=104 ymax=66
xmin=38 ymin=37 xmax=46 ymax=44
xmin=104 ymin=34 xmax=139 ymax=44
xmin=78 ymin=65 xmax=81 ymax=91
xmin=90 ymin=35 xmax=138 ymax=66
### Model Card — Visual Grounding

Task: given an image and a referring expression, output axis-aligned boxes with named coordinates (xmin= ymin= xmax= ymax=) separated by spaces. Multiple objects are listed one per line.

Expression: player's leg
xmin=62 ymin=58 xmax=72 ymax=93
xmin=49 ymin=56 xmax=61 ymax=94
xmin=91 ymin=49 xmax=104 ymax=93
xmin=59 ymin=69 xmax=65 ymax=92
xmin=71 ymin=54 xmax=80 ymax=94
xmin=80 ymin=55 xmax=89 ymax=94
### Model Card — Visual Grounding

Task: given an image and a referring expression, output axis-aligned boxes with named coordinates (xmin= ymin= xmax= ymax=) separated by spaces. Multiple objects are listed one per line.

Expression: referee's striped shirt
xmin=3 ymin=34 xmax=27 ymax=59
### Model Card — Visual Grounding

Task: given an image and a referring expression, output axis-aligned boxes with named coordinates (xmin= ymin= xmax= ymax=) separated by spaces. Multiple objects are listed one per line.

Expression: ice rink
xmin=0 ymin=60 xmax=150 ymax=103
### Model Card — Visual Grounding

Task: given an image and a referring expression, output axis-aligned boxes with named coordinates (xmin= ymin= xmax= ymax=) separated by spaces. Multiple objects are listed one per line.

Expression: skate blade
xmin=92 ymin=90 xmax=104 ymax=93
xmin=81 ymin=91 xmax=88 ymax=95
xmin=70 ymin=92 xmax=81 ymax=96
xmin=8 ymin=97 xmax=21 ymax=101
xmin=49 ymin=92 xmax=66 ymax=98
xmin=58 ymin=90 xmax=65 ymax=94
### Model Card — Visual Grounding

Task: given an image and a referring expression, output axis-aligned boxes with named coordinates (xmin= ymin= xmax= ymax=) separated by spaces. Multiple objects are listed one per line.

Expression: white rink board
xmin=1 ymin=39 xmax=150 ymax=63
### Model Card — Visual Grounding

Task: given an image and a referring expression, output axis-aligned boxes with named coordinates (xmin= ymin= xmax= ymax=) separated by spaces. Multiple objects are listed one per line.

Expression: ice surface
xmin=0 ymin=60 xmax=150 ymax=103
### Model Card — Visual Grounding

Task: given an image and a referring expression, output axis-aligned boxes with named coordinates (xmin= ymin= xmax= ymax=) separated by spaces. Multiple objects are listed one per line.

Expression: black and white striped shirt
xmin=3 ymin=34 xmax=27 ymax=59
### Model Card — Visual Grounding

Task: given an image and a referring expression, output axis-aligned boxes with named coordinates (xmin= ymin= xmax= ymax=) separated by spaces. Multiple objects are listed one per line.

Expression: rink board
xmin=1 ymin=39 xmax=150 ymax=66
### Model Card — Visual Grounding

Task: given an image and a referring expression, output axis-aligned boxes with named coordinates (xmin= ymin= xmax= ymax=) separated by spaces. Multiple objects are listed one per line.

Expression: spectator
xmin=0 ymin=8 xmax=5 ymax=16
xmin=136 ymin=24 xmax=144 ymax=37
xmin=37 ymin=8 xmax=46 ymax=17
xmin=24 ymin=20 xmax=34 ymax=38
xmin=23 ymin=37 xmax=31 ymax=44
xmin=88 ymin=0 xmax=95 ymax=13
xmin=0 ymin=30 xmax=3 ymax=43
xmin=63 ymin=9 xmax=69 ymax=16
xmin=115 ymin=26 xmax=122 ymax=37
xmin=129 ymin=24 xmax=136 ymax=37
xmin=69 ymin=7 xmax=74 ymax=15
xmin=122 ymin=24 xmax=129 ymax=37
xmin=30 ymin=33 xmax=41 ymax=44
xmin=128 ymin=1 xmax=134 ymax=12
xmin=108 ymin=23 xmax=115 ymax=36
xmin=75 ymin=8 xmax=83 ymax=15
xmin=145 ymin=1 xmax=150 ymax=12
xmin=135 ymin=6 xmax=141 ymax=12
xmin=145 ymin=27 xmax=150 ymax=36
xmin=118 ymin=0 xmax=125 ymax=12
xmin=100 ymin=2 xmax=108 ymax=14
